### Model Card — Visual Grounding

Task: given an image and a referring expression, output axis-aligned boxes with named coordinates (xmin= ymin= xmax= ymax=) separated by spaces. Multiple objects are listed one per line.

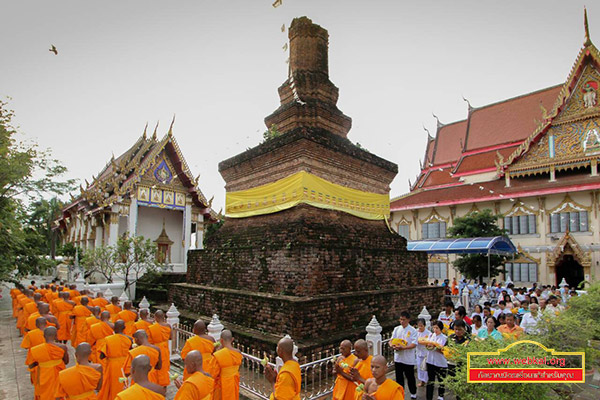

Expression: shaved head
xmin=154 ymin=310 xmax=164 ymax=322
xmin=132 ymin=354 xmax=152 ymax=376
xmin=354 ymin=339 xmax=368 ymax=352
xmin=193 ymin=320 xmax=207 ymax=335
xmin=354 ymin=339 xmax=369 ymax=360
xmin=35 ymin=317 xmax=48 ymax=330
xmin=372 ymin=355 xmax=387 ymax=367
xmin=114 ymin=320 xmax=126 ymax=334
xmin=33 ymin=293 xmax=42 ymax=301
xmin=91 ymin=306 xmax=101 ymax=317
xmin=75 ymin=342 xmax=92 ymax=361
xmin=124 ymin=301 xmax=132 ymax=310
xmin=221 ymin=330 xmax=233 ymax=342
xmin=81 ymin=297 xmax=89 ymax=306
xmin=277 ymin=337 xmax=294 ymax=359
xmin=339 ymin=340 xmax=352 ymax=357
xmin=38 ymin=303 xmax=49 ymax=314
xmin=110 ymin=296 xmax=119 ymax=304
xmin=133 ymin=329 xmax=149 ymax=345
xmin=100 ymin=311 xmax=111 ymax=321
xmin=371 ymin=355 xmax=388 ymax=379
xmin=184 ymin=350 xmax=203 ymax=374
xmin=44 ymin=326 xmax=57 ymax=341
xmin=139 ymin=309 xmax=149 ymax=319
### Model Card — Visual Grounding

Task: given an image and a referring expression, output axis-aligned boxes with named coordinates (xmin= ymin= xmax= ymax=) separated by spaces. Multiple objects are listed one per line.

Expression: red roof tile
xmin=432 ymin=121 xmax=467 ymax=165
xmin=465 ymin=85 xmax=561 ymax=151
xmin=421 ymin=168 xmax=459 ymax=187
xmin=454 ymin=146 xmax=519 ymax=175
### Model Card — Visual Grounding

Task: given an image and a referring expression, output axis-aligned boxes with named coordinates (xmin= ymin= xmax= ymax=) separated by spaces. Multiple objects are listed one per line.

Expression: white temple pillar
xmin=197 ymin=214 xmax=204 ymax=250
xmin=108 ymin=212 xmax=119 ymax=246
xmin=128 ymin=198 xmax=138 ymax=237
xmin=183 ymin=200 xmax=192 ymax=268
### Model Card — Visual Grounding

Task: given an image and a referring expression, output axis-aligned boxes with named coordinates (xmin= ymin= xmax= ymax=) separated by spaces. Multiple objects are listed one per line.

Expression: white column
xmin=197 ymin=214 xmax=205 ymax=250
xmin=183 ymin=200 xmax=192 ymax=268
xmin=166 ymin=304 xmax=180 ymax=360
xmin=128 ymin=197 xmax=138 ymax=237
xmin=95 ymin=226 xmax=103 ymax=248
xmin=108 ymin=212 xmax=119 ymax=246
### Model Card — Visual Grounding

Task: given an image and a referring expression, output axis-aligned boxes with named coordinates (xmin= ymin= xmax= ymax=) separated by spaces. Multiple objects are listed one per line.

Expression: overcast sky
xmin=2 ymin=0 xmax=596 ymax=211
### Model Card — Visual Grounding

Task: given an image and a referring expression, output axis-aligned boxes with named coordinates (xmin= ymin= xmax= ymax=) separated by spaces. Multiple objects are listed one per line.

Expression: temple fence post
xmin=365 ymin=315 xmax=382 ymax=356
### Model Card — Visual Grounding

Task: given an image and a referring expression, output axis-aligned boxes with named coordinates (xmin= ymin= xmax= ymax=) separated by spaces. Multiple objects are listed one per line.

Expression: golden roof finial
xmin=152 ymin=121 xmax=159 ymax=141
xmin=142 ymin=122 xmax=148 ymax=139
xmin=168 ymin=114 xmax=176 ymax=137
xmin=585 ymin=7 xmax=592 ymax=46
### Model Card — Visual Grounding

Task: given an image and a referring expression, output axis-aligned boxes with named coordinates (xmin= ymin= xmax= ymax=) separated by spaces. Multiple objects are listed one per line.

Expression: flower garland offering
xmin=214 ymin=341 xmax=222 ymax=349
xmin=170 ymin=373 xmax=179 ymax=380
xmin=261 ymin=356 xmax=269 ymax=367
xmin=390 ymin=338 xmax=407 ymax=347
xmin=355 ymin=383 xmax=365 ymax=393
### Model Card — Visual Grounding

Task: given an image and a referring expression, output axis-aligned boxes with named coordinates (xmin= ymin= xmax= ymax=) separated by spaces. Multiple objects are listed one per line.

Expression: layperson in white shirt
xmin=425 ymin=321 xmax=448 ymax=400
xmin=470 ymin=315 xmax=484 ymax=336
xmin=438 ymin=301 xmax=455 ymax=326
xmin=470 ymin=305 xmax=484 ymax=322
xmin=521 ymin=303 xmax=541 ymax=334
xmin=391 ymin=311 xmax=418 ymax=399
xmin=415 ymin=318 xmax=430 ymax=388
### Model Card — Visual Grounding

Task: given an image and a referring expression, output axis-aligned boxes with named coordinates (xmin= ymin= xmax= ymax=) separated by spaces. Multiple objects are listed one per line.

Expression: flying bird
xmin=272 ymin=0 xmax=282 ymax=8
xmin=282 ymin=43 xmax=288 ymax=51
xmin=49 ymin=45 xmax=58 ymax=55
xmin=281 ymin=24 xmax=286 ymax=32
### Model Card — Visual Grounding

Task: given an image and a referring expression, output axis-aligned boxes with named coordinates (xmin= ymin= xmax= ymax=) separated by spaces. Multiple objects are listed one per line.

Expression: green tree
xmin=81 ymin=246 xmax=117 ymax=283
xmin=114 ymin=235 xmax=160 ymax=298
xmin=0 ymin=99 xmax=75 ymax=280
xmin=447 ymin=209 xmax=507 ymax=282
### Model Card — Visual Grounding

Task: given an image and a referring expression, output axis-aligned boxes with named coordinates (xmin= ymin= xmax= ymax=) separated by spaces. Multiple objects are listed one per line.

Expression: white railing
xmin=167 ymin=308 xmax=415 ymax=400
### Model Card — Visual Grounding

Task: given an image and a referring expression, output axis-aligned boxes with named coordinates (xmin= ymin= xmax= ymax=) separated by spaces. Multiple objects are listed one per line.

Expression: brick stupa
xmin=171 ymin=17 xmax=443 ymax=354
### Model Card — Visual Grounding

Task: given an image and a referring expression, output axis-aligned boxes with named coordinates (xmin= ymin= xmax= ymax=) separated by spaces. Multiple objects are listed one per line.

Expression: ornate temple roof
xmin=58 ymin=122 xmax=215 ymax=223
xmin=394 ymin=10 xmax=600 ymax=211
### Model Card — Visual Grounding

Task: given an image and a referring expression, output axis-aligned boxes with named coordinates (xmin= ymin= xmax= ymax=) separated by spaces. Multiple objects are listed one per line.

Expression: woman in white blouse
xmin=416 ymin=318 xmax=431 ymax=387
xmin=426 ymin=320 xmax=448 ymax=400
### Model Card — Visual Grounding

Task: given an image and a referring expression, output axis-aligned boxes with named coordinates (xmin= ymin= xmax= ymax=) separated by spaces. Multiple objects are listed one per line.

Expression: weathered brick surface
xmin=187 ymin=205 xmax=426 ymax=296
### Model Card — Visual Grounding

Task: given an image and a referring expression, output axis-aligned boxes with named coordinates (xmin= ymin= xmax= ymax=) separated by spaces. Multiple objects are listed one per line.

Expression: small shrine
xmin=54 ymin=122 xmax=215 ymax=272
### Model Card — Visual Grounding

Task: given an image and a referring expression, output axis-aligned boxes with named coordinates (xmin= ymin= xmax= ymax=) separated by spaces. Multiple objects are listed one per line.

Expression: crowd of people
xmin=381 ymin=281 xmax=573 ymax=400
xmin=9 ymin=279 xmax=302 ymax=400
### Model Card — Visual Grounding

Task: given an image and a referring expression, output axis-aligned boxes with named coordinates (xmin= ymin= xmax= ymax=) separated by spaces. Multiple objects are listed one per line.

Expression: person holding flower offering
xmin=415 ymin=318 xmax=430 ymax=388
xmin=425 ymin=321 xmax=447 ymax=400
xmin=497 ymin=313 xmax=524 ymax=340
xmin=349 ymin=340 xmax=373 ymax=385
xmin=333 ymin=340 xmax=358 ymax=400
xmin=390 ymin=311 xmax=417 ymax=399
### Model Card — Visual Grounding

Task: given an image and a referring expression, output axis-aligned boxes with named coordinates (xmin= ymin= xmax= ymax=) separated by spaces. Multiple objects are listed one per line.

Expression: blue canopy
xmin=407 ymin=236 xmax=517 ymax=255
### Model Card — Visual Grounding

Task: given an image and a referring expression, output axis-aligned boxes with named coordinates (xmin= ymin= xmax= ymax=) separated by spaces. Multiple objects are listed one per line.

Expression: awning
xmin=407 ymin=236 xmax=517 ymax=255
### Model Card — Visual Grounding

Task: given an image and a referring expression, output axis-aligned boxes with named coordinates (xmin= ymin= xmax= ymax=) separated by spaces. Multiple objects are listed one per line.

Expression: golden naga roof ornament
xmin=142 ymin=122 xmax=148 ymax=139
xmin=152 ymin=121 xmax=159 ymax=141
xmin=168 ymin=114 xmax=176 ymax=138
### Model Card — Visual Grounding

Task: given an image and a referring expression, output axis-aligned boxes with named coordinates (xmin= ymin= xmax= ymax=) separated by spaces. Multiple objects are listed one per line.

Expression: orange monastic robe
xmin=55 ymin=300 xmax=75 ymax=341
xmin=372 ymin=379 xmax=404 ymax=400
xmin=26 ymin=311 xmax=42 ymax=331
xmin=123 ymin=345 xmax=160 ymax=385
xmin=174 ymin=371 xmax=214 ymax=400
xmin=92 ymin=297 xmax=109 ymax=310
xmin=116 ymin=309 xmax=137 ymax=336
xmin=25 ymin=343 xmax=66 ymax=400
xmin=105 ymin=304 xmax=122 ymax=322
xmin=148 ymin=323 xmax=171 ymax=386
xmin=115 ymin=383 xmax=165 ymax=400
xmin=181 ymin=336 xmax=216 ymax=380
xmin=270 ymin=360 xmax=301 ymax=400
xmin=10 ymin=289 xmax=20 ymax=317
xmin=21 ymin=328 xmax=46 ymax=386
xmin=17 ymin=298 xmax=35 ymax=334
xmin=97 ymin=333 xmax=133 ymax=400
xmin=355 ymin=356 xmax=373 ymax=382
xmin=133 ymin=319 xmax=152 ymax=333
xmin=71 ymin=305 xmax=93 ymax=347
xmin=55 ymin=364 xmax=102 ymax=400
xmin=211 ymin=347 xmax=243 ymax=400
xmin=332 ymin=354 xmax=358 ymax=400
xmin=90 ymin=321 xmax=114 ymax=368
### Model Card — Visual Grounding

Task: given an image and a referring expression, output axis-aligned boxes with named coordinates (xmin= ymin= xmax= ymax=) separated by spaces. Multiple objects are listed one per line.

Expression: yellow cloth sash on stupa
xmin=225 ymin=171 xmax=390 ymax=220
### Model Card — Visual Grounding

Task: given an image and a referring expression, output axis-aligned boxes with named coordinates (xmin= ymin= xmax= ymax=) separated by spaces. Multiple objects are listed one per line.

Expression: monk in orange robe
xmin=55 ymin=343 xmax=103 ymax=400
xmin=148 ymin=310 xmax=172 ymax=387
xmin=68 ymin=284 xmax=81 ymax=299
xmin=181 ymin=319 xmax=217 ymax=380
xmin=85 ymin=306 xmax=102 ymax=357
xmin=116 ymin=301 xmax=138 ymax=336
xmin=123 ymin=329 xmax=162 ymax=386
xmin=333 ymin=340 xmax=359 ymax=400
xmin=92 ymin=292 xmax=109 ymax=310
xmin=359 ymin=356 xmax=404 ymax=400
xmin=11 ymin=288 xmax=21 ymax=318
xmin=174 ymin=350 xmax=214 ymax=400
xmin=90 ymin=311 xmax=115 ymax=368
xmin=97 ymin=321 xmax=133 ymax=400
xmin=55 ymin=291 xmax=75 ymax=342
xmin=349 ymin=340 xmax=373 ymax=385
xmin=71 ymin=296 xmax=94 ymax=347
xmin=105 ymin=297 xmax=122 ymax=322
xmin=44 ymin=286 xmax=57 ymax=304
xmin=133 ymin=309 xmax=153 ymax=333
xmin=22 ymin=295 xmax=41 ymax=333
xmin=211 ymin=330 xmax=243 ymax=400
xmin=17 ymin=291 xmax=35 ymax=334
xmin=21 ymin=317 xmax=48 ymax=387
xmin=115 ymin=354 xmax=166 ymax=400
xmin=265 ymin=337 xmax=301 ymax=400
xmin=26 ymin=326 xmax=69 ymax=400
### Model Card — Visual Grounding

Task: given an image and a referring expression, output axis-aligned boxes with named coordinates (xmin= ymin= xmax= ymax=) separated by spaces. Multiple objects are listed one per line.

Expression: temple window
xmin=398 ymin=224 xmax=410 ymax=239
xmin=550 ymin=211 xmax=589 ymax=232
xmin=504 ymin=215 xmax=536 ymax=235
xmin=428 ymin=262 xmax=447 ymax=279
xmin=421 ymin=221 xmax=446 ymax=239
xmin=505 ymin=262 xmax=538 ymax=282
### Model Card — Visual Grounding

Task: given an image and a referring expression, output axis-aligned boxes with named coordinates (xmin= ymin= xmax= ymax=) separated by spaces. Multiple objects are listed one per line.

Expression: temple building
xmin=54 ymin=123 xmax=214 ymax=272
xmin=391 ymin=12 xmax=600 ymax=288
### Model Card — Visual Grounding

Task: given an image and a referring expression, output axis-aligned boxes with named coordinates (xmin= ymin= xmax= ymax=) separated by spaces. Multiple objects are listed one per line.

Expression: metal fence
xmin=170 ymin=324 xmax=397 ymax=400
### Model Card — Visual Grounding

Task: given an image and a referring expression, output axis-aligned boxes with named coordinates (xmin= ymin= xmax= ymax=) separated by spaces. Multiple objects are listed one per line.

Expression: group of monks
xmin=9 ymin=279 xmax=308 ymax=400
xmin=332 ymin=339 xmax=405 ymax=400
